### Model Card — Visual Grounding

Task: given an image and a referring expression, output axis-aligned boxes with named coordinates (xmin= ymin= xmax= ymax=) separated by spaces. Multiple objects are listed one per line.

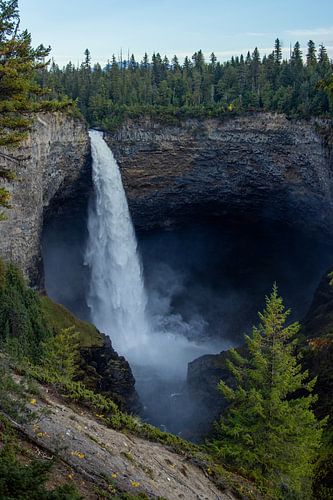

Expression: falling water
xmin=86 ymin=130 xmax=222 ymax=379
xmin=86 ymin=130 xmax=149 ymax=353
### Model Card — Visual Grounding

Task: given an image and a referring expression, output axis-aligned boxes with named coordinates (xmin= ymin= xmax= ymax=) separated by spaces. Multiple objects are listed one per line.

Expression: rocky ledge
xmin=106 ymin=113 xmax=333 ymax=235
xmin=79 ymin=332 xmax=141 ymax=413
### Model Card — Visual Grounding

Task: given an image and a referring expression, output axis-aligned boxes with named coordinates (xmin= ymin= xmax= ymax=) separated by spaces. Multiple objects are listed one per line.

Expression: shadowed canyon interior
xmin=42 ymin=115 xmax=333 ymax=439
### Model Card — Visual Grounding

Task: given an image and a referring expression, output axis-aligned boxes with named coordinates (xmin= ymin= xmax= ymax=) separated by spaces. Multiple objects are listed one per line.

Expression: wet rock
xmin=186 ymin=350 xmax=240 ymax=439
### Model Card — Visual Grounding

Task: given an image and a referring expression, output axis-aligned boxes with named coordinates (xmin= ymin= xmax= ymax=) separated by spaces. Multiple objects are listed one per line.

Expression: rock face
xmin=186 ymin=349 xmax=248 ymax=439
xmin=79 ymin=332 xmax=142 ymax=413
xmin=0 ymin=112 xmax=90 ymax=286
xmin=303 ymin=269 xmax=333 ymax=338
xmin=106 ymin=113 xmax=333 ymax=235
xmin=7 ymin=376 xmax=239 ymax=500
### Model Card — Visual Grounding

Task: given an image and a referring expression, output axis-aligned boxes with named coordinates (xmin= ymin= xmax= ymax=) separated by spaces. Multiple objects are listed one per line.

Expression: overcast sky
xmin=19 ymin=0 xmax=333 ymax=66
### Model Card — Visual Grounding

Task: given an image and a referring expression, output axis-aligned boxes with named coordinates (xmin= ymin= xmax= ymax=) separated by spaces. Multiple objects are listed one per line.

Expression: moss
xmin=39 ymin=296 xmax=103 ymax=348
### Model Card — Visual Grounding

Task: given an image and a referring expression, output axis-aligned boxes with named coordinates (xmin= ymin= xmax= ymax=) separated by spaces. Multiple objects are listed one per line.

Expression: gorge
xmin=2 ymin=1 xmax=333 ymax=495
xmin=1 ymin=111 xmax=333 ymax=438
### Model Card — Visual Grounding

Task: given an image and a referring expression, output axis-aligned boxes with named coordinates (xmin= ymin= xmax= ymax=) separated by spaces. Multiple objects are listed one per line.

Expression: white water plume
xmin=86 ymin=130 xmax=149 ymax=352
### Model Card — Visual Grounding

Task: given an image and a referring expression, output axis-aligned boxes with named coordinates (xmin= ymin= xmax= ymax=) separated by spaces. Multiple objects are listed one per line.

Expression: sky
xmin=19 ymin=0 xmax=333 ymax=66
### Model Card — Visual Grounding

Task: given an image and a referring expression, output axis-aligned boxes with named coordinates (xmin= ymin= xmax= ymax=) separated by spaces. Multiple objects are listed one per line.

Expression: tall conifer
xmin=211 ymin=286 xmax=324 ymax=498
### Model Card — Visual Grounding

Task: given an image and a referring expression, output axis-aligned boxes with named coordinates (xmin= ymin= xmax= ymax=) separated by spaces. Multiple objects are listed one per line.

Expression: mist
xmin=43 ymin=206 xmax=333 ymax=439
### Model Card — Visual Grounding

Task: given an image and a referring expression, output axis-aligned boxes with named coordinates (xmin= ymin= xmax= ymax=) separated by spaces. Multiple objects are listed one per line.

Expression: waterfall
xmin=86 ymin=130 xmax=149 ymax=352
xmin=86 ymin=130 xmax=221 ymax=376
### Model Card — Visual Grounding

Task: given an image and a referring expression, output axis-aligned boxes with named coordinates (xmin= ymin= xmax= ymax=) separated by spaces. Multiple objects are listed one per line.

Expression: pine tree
xmin=0 ymin=260 xmax=52 ymax=361
xmin=291 ymin=41 xmax=303 ymax=65
xmin=210 ymin=286 xmax=324 ymax=498
xmin=251 ymin=47 xmax=261 ymax=93
xmin=0 ymin=0 xmax=51 ymax=219
xmin=0 ymin=1 xmax=51 ymax=145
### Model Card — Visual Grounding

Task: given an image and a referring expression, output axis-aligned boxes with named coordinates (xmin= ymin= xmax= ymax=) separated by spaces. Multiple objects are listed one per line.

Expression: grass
xmin=40 ymin=296 xmax=103 ymax=348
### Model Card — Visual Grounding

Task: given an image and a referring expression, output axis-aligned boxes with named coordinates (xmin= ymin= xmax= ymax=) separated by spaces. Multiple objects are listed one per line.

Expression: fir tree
xmin=210 ymin=286 xmax=324 ymax=498
xmin=83 ymin=48 xmax=91 ymax=69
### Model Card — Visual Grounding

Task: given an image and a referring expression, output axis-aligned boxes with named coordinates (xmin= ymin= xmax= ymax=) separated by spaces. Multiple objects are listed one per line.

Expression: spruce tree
xmin=274 ymin=38 xmax=282 ymax=64
xmin=306 ymin=40 xmax=317 ymax=66
xmin=210 ymin=286 xmax=324 ymax=498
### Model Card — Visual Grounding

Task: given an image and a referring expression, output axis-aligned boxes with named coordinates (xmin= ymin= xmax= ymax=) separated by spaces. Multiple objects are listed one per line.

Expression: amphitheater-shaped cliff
xmin=1 ymin=112 xmax=333 ymax=287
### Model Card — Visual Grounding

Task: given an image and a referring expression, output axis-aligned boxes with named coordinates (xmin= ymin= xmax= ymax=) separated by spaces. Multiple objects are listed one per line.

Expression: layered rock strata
xmin=106 ymin=114 xmax=333 ymax=235
xmin=0 ymin=112 xmax=90 ymax=286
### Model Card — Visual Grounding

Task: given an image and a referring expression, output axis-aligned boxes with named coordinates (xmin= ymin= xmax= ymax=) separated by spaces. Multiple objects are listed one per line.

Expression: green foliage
xmin=0 ymin=359 xmax=29 ymax=422
xmin=0 ymin=420 xmax=81 ymax=499
xmin=40 ymin=40 xmax=333 ymax=132
xmin=305 ymin=334 xmax=333 ymax=499
xmin=210 ymin=286 xmax=324 ymax=498
xmin=313 ymin=426 xmax=333 ymax=500
xmin=0 ymin=1 xmax=76 ymax=219
xmin=328 ymin=270 xmax=333 ymax=287
xmin=0 ymin=0 xmax=54 ymax=146
xmin=40 ymin=296 xmax=103 ymax=348
xmin=41 ymin=327 xmax=80 ymax=381
xmin=0 ymin=260 xmax=52 ymax=362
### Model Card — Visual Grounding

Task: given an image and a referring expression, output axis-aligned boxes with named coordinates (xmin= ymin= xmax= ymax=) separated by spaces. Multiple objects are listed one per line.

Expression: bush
xmin=0 ymin=444 xmax=82 ymax=499
xmin=0 ymin=261 xmax=52 ymax=362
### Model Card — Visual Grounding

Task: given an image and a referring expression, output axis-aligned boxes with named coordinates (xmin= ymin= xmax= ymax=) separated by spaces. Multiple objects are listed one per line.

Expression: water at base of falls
xmin=86 ymin=130 xmax=217 ymax=377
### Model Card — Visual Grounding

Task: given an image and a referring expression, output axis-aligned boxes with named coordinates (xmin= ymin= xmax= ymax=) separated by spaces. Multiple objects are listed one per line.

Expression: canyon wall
xmin=2 ymin=111 xmax=332 ymax=286
xmin=0 ymin=112 xmax=90 ymax=286
xmin=106 ymin=113 xmax=333 ymax=235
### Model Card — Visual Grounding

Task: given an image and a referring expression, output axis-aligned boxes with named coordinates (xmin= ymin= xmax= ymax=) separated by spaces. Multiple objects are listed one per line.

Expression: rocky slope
xmin=0 ymin=112 xmax=90 ymax=286
xmin=3 ymin=373 xmax=240 ymax=500
xmin=106 ymin=113 xmax=333 ymax=235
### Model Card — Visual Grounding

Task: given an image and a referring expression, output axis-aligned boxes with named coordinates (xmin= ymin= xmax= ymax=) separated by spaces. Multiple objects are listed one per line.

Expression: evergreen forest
xmin=41 ymin=40 xmax=333 ymax=130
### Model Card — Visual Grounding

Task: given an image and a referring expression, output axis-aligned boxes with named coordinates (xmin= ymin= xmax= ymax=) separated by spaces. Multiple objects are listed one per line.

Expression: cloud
xmin=245 ymin=32 xmax=274 ymax=37
xmin=285 ymin=27 xmax=333 ymax=37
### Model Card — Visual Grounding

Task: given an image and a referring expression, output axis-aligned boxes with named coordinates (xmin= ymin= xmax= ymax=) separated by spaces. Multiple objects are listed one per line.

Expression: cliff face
xmin=79 ymin=332 xmax=142 ymax=413
xmin=0 ymin=112 xmax=90 ymax=286
xmin=0 ymin=114 xmax=140 ymax=413
xmin=106 ymin=113 xmax=333 ymax=235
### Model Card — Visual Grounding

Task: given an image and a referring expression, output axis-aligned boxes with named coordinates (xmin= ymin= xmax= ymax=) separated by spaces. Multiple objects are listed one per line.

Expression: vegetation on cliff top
xmin=40 ymin=39 xmax=333 ymax=131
